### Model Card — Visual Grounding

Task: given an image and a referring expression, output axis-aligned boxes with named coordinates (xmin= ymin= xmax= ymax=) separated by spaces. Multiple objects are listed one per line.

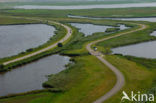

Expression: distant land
xmin=0 ymin=0 xmax=156 ymax=2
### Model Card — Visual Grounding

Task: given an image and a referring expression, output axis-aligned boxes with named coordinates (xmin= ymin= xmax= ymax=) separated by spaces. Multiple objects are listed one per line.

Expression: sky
xmin=0 ymin=0 xmax=138 ymax=2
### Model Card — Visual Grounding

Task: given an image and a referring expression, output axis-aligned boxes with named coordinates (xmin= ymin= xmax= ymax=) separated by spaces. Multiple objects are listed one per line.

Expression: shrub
xmin=26 ymin=48 xmax=34 ymax=52
xmin=57 ymin=43 xmax=63 ymax=47
xmin=0 ymin=64 xmax=4 ymax=69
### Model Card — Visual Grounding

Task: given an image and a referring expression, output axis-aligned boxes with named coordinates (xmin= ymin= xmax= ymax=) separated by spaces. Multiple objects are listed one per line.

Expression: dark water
xmin=0 ymin=55 xmax=70 ymax=96
xmin=0 ymin=24 xmax=55 ymax=58
xmin=70 ymin=23 xmax=128 ymax=36
xmin=68 ymin=15 xmax=156 ymax=22
xmin=14 ymin=3 xmax=156 ymax=9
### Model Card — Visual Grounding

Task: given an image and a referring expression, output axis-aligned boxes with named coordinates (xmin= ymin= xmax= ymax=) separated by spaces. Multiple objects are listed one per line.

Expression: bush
xmin=26 ymin=48 xmax=34 ymax=52
xmin=105 ymin=28 xmax=120 ymax=33
xmin=0 ymin=64 xmax=4 ymax=69
xmin=57 ymin=43 xmax=63 ymax=47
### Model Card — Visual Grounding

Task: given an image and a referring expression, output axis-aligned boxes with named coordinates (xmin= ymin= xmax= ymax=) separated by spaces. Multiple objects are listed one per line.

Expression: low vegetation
xmin=105 ymin=27 xmax=120 ymax=33
xmin=3 ymin=7 xmax=156 ymax=18
xmin=116 ymin=54 xmax=156 ymax=69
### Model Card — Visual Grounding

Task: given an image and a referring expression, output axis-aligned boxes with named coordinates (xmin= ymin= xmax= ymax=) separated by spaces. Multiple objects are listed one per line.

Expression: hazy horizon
xmin=0 ymin=0 xmax=156 ymax=2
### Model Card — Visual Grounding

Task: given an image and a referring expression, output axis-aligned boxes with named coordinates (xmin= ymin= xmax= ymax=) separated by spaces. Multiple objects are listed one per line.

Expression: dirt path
xmin=86 ymin=23 xmax=146 ymax=103
xmin=3 ymin=18 xmax=72 ymax=65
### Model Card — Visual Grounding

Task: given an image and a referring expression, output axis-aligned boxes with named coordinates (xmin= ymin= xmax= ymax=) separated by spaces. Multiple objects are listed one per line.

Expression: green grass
xmin=116 ymin=54 xmax=156 ymax=69
xmin=0 ymin=16 xmax=38 ymax=24
xmin=2 ymin=7 xmax=156 ymax=18
xmin=103 ymin=55 xmax=156 ymax=103
xmin=105 ymin=27 xmax=120 ymax=33
xmin=97 ymin=22 xmax=156 ymax=48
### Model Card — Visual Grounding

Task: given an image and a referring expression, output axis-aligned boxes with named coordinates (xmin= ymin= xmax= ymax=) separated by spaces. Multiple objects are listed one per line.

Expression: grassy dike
xmin=0 ymin=16 xmax=155 ymax=103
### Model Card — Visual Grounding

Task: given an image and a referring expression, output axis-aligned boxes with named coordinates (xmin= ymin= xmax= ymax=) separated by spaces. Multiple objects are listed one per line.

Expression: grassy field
xmin=104 ymin=55 xmax=156 ymax=103
xmin=2 ymin=7 xmax=156 ymax=18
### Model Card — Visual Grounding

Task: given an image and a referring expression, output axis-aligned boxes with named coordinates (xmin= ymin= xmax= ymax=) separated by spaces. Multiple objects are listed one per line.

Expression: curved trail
xmin=2 ymin=17 xmax=146 ymax=102
xmin=3 ymin=18 xmax=72 ymax=65
xmin=86 ymin=23 xmax=146 ymax=103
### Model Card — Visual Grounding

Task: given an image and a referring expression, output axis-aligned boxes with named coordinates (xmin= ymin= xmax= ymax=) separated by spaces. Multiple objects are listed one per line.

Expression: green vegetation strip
xmin=3 ymin=7 xmax=156 ymax=18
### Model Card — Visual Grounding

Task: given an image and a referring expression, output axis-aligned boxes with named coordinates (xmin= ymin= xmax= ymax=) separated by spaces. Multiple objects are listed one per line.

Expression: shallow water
xmin=70 ymin=23 xmax=128 ymax=36
xmin=151 ymin=31 xmax=156 ymax=36
xmin=0 ymin=55 xmax=70 ymax=96
xmin=0 ymin=24 xmax=55 ymax=58
xmin=70 ymin=23 xmax=112 ymax=36
xmin=112 ymin=41 xmax=156 ymax=59
xmin=14 ymin=2 xmax=156 ymax=10
xmin=68 ymin=15 xmax=156 ymax=22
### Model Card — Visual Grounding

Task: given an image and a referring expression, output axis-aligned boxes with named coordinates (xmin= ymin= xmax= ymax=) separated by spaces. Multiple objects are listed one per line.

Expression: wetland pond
xmin=0 ymin=24 xmax=55 ymax=58
xmin=112 ymin=31 xmax=156 ymax=59
xmin=0 ymin=55 xmax=70 ymax=96
xmin=70 ymin=23 xmax=129 ymax=36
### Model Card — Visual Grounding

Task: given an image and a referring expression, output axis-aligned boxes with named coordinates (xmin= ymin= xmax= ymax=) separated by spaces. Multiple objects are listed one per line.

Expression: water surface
xmin=0 ymin=55 xmax=70 ymax=96
xmin=68 ymin=15 xmax=156 ymax=22
xmin=70 ymin=23 xmax=128 ymax=36
xmin=112 ymin=41 xmax=156 ymax=58
xmin=0 ymin=24 xmax=55 ymax=58
xmin=14 ymin=2 xmax=156 ymax=10
xmin=151 ymin=31 xmax=156 ymax=36
xmin=70 ymin=23 xmax=112 ymax=36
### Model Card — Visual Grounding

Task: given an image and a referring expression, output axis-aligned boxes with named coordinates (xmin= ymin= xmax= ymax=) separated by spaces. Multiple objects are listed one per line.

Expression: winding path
xmin=2 ymin=16 xmax=147 ymax=103
xmin=3 ymin=18 xmax=72 ymax=65
xmin=86 ymin=23 xmax=147 ymax=103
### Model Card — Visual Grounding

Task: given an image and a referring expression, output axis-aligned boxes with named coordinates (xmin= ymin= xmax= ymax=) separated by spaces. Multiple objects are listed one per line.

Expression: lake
xmin=14 ymin=2 xmax=156 ymax=10
xmin=0 ymin=55 xmax=70 ymax=96
xmin=112 ymin=41 xmax=156 ymax=59
xmin=112 ymin=31 xmax=156 ymax=59
xmin=70 ymin=23 xmax=128 ymax=36
xmin=0 ymin=24 xmax=55 ymax=58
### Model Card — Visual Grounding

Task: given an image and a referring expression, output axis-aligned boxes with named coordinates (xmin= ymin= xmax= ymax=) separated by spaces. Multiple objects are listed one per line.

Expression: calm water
xmin=151 ymin=31 xmax=156 ymax=36
xmin=0 ymin=55 xmax=70 ymax=96
xmin=70 ymin=23 xmax=128 ymax=36
xmin=14 ymin=2 xmax=156 ymax=10
xmin=68 ymin=15 xmax=156 ymax=22
xmin=0 ymin=24 xmax=55 ymax=58
xmin=112 ymin=30 xmax=156 ymax=58
xmin=112 ymin=41 xmax=156 ymax=59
